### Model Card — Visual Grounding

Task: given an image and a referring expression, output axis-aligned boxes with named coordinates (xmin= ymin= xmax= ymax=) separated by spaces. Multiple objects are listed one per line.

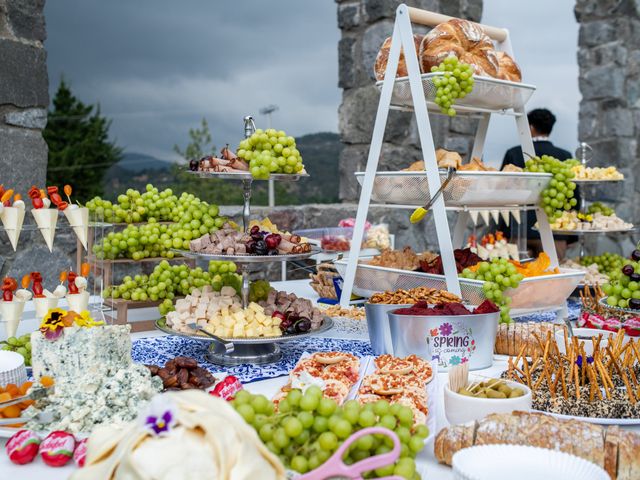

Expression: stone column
xmin=575 ymin=0 xmax=640 ymax=223
xmin=0 ymin=0 xmax=49 ymax=194
xmin=336 ymin=0 xmax=483 ymax=201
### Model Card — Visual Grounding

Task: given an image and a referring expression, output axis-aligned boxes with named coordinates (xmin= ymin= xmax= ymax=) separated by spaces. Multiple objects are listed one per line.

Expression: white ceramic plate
xmin=452 ymin=445 xmax=610 ymax=480
xmin=533 ymin=409 xmax=640 ymax=426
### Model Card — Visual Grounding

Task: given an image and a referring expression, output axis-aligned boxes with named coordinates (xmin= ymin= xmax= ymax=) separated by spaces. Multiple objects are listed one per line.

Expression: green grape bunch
xmin=430 ymin=55 xmax=475 ymax=116
xmin=524 ymin=155 xmax=577 ymax=222
xmin=91 ymin=192 xmax=227 ymax=261
xmin=587 ymin=202 xmax=614 ymax=217
xmin=1 ymin=334 xmax=32 ymax=366
xmin=102 ymin=260 xmax=241 ymax=313
xmin=580 ymin=252 xmax=624 ymax=280
xmin=461 ymin=257 xmax=523 ymax=323
xmin=232 ymin=388 xmax=428 ymax=478
xmin=236 ymin=128 xmax=305 ymax=180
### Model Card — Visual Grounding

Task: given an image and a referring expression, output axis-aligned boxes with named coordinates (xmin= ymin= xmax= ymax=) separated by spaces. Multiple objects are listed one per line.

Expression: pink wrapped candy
xmin=6 ymin=430 xmax=41 ymax=465
xmin=73 ymin=438 xmax=88 ymax=467
xmin=40 ymin=431 xmax=76 ymax=467
xmin=210 ymin=375 xmax=243 ymax=401
xmin=602 ymin=317 xmax=622 ymax=332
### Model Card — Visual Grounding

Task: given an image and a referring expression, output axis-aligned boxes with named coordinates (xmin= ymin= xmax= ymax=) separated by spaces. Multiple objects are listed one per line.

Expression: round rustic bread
xmin=419 ymin=18 xmax=499 ymax=77
xmin=374 ymin=34 xmax=424 ymax=81
xmin=496 ymin=51 xmax=522 ymax=82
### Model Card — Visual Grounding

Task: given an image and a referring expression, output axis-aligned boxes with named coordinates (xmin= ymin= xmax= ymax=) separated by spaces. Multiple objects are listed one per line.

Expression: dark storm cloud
xmin=44 ymin=1 xmax=579 ymax=163
xmin=44 ymin=0 xmax=340 ymax=160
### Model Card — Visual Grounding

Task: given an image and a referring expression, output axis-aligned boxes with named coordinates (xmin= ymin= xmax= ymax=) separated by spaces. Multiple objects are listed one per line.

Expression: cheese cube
xmin=220 ymin=286 xmax=236 ymax=297
xmin=191 ymin=288 xmax=201 ymax=298
xmin=232 ymin=324 xmax=244 ymax=337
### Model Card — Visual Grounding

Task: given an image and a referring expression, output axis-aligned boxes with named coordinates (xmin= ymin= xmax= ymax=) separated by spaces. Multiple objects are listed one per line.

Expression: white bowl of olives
xmin=444 ymin=376 xmax=532 ymax=425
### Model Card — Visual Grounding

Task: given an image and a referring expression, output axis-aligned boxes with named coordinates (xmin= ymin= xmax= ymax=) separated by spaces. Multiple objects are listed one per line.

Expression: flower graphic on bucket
xmin=427 ymin=320 xmax=478 ymax=369
xmin=439 ymin=322 xmax=453 ymax=336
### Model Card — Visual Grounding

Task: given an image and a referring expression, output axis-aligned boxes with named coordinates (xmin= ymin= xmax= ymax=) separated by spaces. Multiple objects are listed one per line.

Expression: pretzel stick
xmin=522 ymin=357 xmax=532 ymax=389
xmin=595 ymin=358 xmax=612 ymax=399
xmin=513 ymin=343 xmax=527 ymax=371
xmin=559 ymin=362 xmax=568 ymax=400
xmin=563 ymin=327 xmax=570 ymax=358
xmin=586 ymin=363 xmax=602 ymax=401
xmin=630 ymin=340 xmax=640 ymax=365
xmin=573 ymin=363 xmax=580 ymax=400
xmin=607 ymin=346 xmax=636 ymax=404
xmin=592 ymin=334 xmax=603 ymax=355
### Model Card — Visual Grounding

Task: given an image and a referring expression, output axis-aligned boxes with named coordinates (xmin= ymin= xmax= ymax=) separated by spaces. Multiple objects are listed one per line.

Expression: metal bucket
xmin=387 ymin=310 xmax=499 ymax=371
xmin=363 ymin=303 xmax=412 ymax=355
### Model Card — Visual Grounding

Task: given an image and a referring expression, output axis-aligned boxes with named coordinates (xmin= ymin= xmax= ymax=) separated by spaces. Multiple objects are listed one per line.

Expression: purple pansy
xmin=141 ymin=395 xmax=177 ymax=437
xmin=146 ymin=410 xmax=173 ymax=435
xmin=439 ymin=322 xmax=453 ymax=336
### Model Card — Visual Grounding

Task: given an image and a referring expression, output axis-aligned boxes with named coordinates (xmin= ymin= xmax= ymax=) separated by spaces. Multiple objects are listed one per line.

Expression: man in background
xmin=501 ymin=108 xmax=572 ymax=169
xmin=501 ymin=108 xmax=575 ymax=259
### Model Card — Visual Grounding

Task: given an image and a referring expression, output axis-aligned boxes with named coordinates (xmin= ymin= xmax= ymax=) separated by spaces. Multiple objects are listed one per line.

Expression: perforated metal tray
xmin=355 ymin=171 xmax=551 ymax=208
xmin=377 ymin=73 xmax=536 ymax=111
xmin=334 ymin=259 xmax=584 ymax=311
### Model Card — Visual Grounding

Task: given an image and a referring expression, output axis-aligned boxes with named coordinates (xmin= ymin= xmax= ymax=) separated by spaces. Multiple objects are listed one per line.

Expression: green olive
xmin=498 ymin=384 xmax=512 ymax=396
xmin=485 ymin=388 xmax=507 ymax=399
xmin=509 ymin=388 xmax=525 ymax=398
xmin=457 ymin=388 xmax=474 ymax=396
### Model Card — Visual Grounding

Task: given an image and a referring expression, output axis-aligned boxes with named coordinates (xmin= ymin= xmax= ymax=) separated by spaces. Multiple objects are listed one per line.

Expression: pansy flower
xmin=141 ymin=395 xmax=177 ymax=437
xmin=39 ymin=308 xmax=67 ymax=340
xmin=74 ymin=310 xmax=104 ymax=328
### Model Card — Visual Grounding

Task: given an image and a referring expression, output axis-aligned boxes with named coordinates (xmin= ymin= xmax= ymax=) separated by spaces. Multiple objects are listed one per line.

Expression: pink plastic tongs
xmin=297 ymin=427 xmax=405 ymax=480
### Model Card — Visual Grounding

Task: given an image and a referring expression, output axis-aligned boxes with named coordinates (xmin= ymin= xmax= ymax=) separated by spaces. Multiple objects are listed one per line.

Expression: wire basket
xmin=377 ymin=73 xmax=536 ymax=111
xmin=355 ymin=171 xmax=551 ymax=207
xmin=334 ymin=260 xmax=585 ymax=311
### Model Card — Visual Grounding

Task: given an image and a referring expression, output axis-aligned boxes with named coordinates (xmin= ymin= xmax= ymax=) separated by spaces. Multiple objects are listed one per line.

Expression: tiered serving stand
xmin=338 ymin=5 xmax=584 ymax=314
xmin=561 ymin=143 xmax=636 ymax=265
xmin=156 ymin=118 xmax=330 ymax=365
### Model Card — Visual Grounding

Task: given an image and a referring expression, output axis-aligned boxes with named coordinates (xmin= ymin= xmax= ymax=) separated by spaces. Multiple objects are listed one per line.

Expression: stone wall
xmin=0 ymin=1 xmax=60 ymax=280
xmin=575 ymin=0 xmax=640 ymax=224
xmin=336 ymin=0 xmax=483 ymax=201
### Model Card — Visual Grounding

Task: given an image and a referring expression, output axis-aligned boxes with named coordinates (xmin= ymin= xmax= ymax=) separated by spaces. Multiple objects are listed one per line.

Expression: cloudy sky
xmin=44 ymin=0 xmax=579 ymax=164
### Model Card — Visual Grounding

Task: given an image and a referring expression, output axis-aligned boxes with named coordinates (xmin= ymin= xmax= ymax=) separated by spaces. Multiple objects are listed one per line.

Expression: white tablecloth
xmin=1 ymin=280 xmax=637 ymax=479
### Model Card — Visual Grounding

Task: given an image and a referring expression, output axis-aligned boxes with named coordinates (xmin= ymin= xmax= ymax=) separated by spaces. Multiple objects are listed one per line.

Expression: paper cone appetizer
xmin=0 ymin=188 xmax=25 ymax=251
xmin=28 ymin=186 xmax=57 ymax=251
xmin=1 ymin=300 xmax=25 ymax=338
xmin=33 ymin=296 xmax=59 ymax=320
xmin=52 ymin=185 xmax=89 ymax=250
xmin=64 ymin=206 xmax=89 ymax=250
xmin=23 ymin=272 xmax=58 ymax=320
xmin=1 ymin=277 xmax=23 ymax=337
xmin=64 ymin=263 xmax=91 ymax=313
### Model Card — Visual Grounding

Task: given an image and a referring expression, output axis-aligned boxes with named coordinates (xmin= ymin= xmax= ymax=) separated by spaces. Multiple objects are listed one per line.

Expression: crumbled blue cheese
xmin=26 ymin=326 xmax=162 ymax=434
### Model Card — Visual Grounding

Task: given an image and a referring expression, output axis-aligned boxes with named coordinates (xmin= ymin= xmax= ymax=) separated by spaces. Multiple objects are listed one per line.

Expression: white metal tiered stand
xmin=339 ymin=5 xmax=576 ymax=311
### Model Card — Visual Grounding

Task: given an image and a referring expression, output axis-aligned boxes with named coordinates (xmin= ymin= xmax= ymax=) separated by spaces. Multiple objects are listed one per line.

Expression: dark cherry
xmin=250 ymin=225 xmax=260 ymax=235
xmin=632 ymin=250 xmax=640 ymax=262
xmin=265 ymin=234 xmax=281 ymax=250
xmin=622 ymin=264 xmax=635 ymax=276
xmin=629 ymin=298 xmax=640 ymax=310
xmin=251 ymin=233 xmax=264 ymax=242
xmin=295 ymin=318 xmax=311 ymax=333
xmin=189 ymin=159 xmax=199 ymax=171
xmin=254 ymin=240 xmax=268 ymax=255
xmin=246 ymin=240 xmax=256 ymax=254
xmin=631 ymin=273 xmax=640 ymax=283
xmin=285 ymin=325 xmax=297 ymax=335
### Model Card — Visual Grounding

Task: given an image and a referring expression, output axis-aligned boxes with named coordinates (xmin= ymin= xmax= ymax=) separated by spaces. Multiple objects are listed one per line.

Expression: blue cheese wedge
xmin=26 ymin=325 xmax=162 ymax=434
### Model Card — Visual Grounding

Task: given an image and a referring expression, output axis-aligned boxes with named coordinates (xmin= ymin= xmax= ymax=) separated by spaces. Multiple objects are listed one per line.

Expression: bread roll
xmin=496 ymin=51 xmax=522 ymax=82
xmin=374 ymin=34 xmax=423 ymax=81
xmin=435 ymin=411 xmax=640 ymax=480
xmin=419 ymin=19 xmax=498 ymax=77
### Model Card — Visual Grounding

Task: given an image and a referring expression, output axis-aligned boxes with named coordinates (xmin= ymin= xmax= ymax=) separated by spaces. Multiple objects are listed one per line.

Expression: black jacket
xmin=500 ymin=140 xmax=575 ymax=241
xmin=500 ymin=140 xmax=572 ymax=169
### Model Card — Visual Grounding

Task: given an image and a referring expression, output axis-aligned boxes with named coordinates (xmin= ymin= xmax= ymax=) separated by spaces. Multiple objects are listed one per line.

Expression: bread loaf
xmin=494 ymin=322 xmax=565 ymax=357
xmin=374 ymin=34 xmax=423 ymax=81
xmin=435 ymin=411 xmax=640 ymax=480
xmin=419 ymin=19 xmax=498 ymax=77
xmin=496 ymin=51 xmax=522 ymax=82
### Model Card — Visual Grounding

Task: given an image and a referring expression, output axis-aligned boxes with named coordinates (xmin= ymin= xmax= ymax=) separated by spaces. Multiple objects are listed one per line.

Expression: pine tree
xmin=44 ymin=79 xmax=122 ymax=201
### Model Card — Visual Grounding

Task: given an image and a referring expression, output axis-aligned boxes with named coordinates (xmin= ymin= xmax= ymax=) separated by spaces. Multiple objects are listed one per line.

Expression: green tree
xmin=44 ymin=79 xmax=122 ymax=201
xmin=173 ymin=117 xmax=216 ymax=160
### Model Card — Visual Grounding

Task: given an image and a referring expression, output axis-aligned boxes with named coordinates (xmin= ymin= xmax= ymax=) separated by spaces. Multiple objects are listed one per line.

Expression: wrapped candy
xmin=210 ymin=375 xmax=243 ymax=400
xmin=6 ymin=430 xmax=41 ymax=465
xmin=40 ymin=431 xmax=76 ymax=467
xmin=73 ymin=438 xmax=88 ymax=467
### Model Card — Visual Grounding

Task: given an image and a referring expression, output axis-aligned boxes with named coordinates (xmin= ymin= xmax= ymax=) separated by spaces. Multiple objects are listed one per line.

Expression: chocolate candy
xmin=73 ymin=438 xmax=88 ymax=468
xmin=210 ymin=375 xmax=243 ymax=400
xmin=6 ymin=430 xmax=41 ymax=465
xmin=40 ymin=431 xmax=76 ymax=467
